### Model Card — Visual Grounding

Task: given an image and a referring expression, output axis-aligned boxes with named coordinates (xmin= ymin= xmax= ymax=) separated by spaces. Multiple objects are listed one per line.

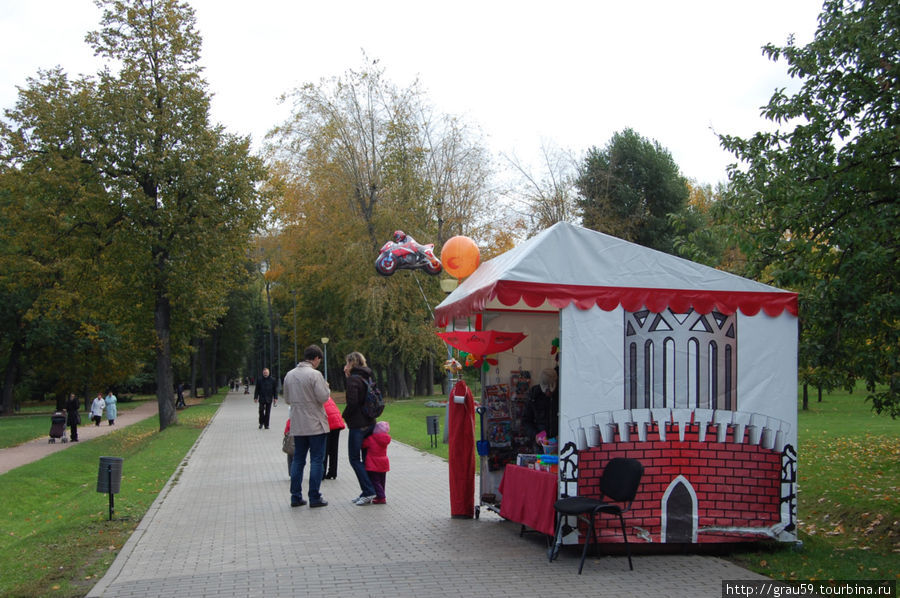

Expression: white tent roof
xmin=435 ymin=222 xmax=796 ymax=325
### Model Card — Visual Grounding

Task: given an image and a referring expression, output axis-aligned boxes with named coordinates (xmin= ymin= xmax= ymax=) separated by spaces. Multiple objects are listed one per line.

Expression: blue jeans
xmin=348 ymin=426 xmax=375 ymax=497
xmin=290 ymin=433 xmax=327 ymax=503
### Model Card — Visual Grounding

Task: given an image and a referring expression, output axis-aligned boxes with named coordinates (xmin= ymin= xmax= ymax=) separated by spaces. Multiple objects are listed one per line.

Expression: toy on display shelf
xmin=462 ymin=351 xmax=497 ymax=372
xmin=442 ymin=358 xmax=463 ymax=374
xmin=535 ymin=431 xmax=558 ymax=455
xmin=509 ymin=368 xmax=532 ymax=452
xmin=484 ymin=384 xmax=510 ymax=420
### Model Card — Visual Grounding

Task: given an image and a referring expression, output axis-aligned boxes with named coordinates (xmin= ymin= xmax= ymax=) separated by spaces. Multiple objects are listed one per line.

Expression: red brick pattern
xmin=575 ymin=423 xmax=783 ymax=544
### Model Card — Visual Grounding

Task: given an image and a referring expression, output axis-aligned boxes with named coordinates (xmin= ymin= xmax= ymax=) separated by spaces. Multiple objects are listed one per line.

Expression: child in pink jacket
xmin=362 ymin=421 xmax=391 ymax=504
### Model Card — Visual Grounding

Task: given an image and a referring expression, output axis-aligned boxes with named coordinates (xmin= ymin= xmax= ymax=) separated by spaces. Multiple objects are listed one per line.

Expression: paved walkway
xmin=79 ymin=389 xmax=763 ymax=597
xmin=0 ymin=399 xmax=163 ymax=475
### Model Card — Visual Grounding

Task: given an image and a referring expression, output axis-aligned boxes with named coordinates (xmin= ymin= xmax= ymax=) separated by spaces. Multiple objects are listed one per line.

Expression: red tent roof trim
xmin=434 ymin=280 xmax=798 ymax=326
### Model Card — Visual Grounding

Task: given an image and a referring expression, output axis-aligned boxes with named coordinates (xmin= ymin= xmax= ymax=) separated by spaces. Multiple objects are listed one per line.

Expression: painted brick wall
xmin=575 ymin=423 xmax=783 ymax=544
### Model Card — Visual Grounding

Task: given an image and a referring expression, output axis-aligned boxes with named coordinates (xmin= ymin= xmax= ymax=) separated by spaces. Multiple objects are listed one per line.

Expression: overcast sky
xmin=1 ymin=0 xmax=824 ymax=185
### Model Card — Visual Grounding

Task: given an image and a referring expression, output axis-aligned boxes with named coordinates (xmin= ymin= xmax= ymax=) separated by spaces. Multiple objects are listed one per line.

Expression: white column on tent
xmin=632 ymin=409 xmax=651 ymax=442
xmin=651 ymin=407 xmax=671 ymax=441
xmin=653 ymin=338 xmax=667 ymax=408
xmin=672 ymin=408 xmax=692 ymax=442
xmin=713 ymin=409 xmax=733 ymax=443
xmin=748 ymin=413 xmax=767 ymax=445
xmin=710 ymin=342 xmax=723 ymax=410
xmin=612 ymin=409 xmax=633 ymax=442
xmin=693 ymin=408 xmax=714 ymax=442
xmin=731 ymin=412 xmax=751 ymax=443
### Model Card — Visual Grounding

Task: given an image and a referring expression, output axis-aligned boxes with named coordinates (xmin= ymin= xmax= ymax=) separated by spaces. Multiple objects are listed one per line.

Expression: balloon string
xmin=413 ymin=271 xmax=435 ymax=321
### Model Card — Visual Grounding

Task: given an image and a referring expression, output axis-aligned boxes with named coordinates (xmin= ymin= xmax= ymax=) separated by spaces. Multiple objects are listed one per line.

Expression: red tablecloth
xmin=498 ymin=464 xmax=558 ymax=536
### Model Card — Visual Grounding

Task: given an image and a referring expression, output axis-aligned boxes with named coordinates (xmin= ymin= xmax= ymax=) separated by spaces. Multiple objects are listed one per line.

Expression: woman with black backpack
xmin=342 ymin=351 xmax=378 ymax=505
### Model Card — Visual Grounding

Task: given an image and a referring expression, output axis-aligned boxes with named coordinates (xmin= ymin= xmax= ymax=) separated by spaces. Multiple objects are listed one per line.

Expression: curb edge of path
xmin=86 ymin=402 xmax=225 ymax=597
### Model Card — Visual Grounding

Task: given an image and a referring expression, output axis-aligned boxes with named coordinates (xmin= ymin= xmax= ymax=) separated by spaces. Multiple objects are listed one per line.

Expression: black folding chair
xmin=552 ymin=457 xmax=644 ymax=574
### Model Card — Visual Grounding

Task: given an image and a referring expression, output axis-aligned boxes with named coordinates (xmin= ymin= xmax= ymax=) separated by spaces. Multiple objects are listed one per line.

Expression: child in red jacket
xmin=362 ymin=421 xmax=391 ymax=504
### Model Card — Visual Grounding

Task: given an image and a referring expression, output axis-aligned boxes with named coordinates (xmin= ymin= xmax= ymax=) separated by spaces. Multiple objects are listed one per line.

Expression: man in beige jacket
xmin=285 ymin=345 xmax=331 ymax=508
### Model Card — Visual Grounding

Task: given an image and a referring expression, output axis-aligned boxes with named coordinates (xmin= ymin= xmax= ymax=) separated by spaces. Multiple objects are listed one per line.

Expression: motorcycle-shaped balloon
xmin=375 ymin=235 xmax=442 ymax=276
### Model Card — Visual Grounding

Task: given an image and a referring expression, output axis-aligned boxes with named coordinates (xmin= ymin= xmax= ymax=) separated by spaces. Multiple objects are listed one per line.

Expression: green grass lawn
xmin=0 ymin=397 xmax=221 ymax=598
xmin=0 ymin=397 xmax=156 ymax=449
xmin=381 ymin=397 xmax=450 ymax=462
xmin=724 ymin=388 xmax=899 ymax=582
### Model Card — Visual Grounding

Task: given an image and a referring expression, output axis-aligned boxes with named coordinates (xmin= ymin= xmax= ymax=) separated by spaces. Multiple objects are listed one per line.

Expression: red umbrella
xmin=436 ymin=330 xmax=527 ymax=355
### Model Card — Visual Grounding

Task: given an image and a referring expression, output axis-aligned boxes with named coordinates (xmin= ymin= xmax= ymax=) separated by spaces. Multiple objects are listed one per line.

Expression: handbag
xmin=282 ymin=434 xmax=294 ymax=456
xmin=76 ymin=412 xmax=82 ymax=425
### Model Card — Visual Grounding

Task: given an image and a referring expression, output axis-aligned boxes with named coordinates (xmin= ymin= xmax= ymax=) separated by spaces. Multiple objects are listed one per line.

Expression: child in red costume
xmin=362 ymin=421 xmax=391 ymax=504
xmin=448 ymin=379 xmax=475 ymax=517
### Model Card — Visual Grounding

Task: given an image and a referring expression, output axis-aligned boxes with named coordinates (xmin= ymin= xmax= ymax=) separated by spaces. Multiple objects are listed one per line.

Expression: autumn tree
xmin=1 ymin=1 xmax=267 ymax=427
xmin=720 ymin=0 xmax=899 ymax=415
xmin=503 ymin=141 xmax=581 ymax=237
xmin=667 ymin=181 xmax=742 ymax=269
xmin=0 ymin=68 xmax=146 ymax=412
xmin=576 ymin=128 xmax=690 ymax=253
xmin=267 ymin=61 xmax=493 ymax=397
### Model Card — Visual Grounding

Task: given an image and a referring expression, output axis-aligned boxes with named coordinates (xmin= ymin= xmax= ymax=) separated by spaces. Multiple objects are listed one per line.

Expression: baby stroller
xmin=49 ymin=411 xmax=68 ymax=444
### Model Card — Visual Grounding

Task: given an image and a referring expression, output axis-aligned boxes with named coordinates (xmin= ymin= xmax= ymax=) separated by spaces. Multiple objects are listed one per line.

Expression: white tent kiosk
xmin=435 ymin=222 xmax=799 ymax=544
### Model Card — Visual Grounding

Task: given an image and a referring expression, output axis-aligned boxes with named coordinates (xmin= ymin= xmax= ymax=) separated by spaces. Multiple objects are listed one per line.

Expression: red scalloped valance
xmin=435 ymin=280 xmax=798 ymax=326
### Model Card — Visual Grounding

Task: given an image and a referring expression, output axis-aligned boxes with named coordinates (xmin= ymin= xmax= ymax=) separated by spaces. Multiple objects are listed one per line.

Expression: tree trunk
xmin=0 ymin=335 xmax=23 ymax=415
xmin=389 ymin=358 xmax=410 ymax=399
xmin=414 ymin=356 xmax=436 ymax=397
xmin=199 ymin=337 xmax=213 ymax=398
xmin=206 ymin=331 xmax=218 ymax=398
xmin=155 ymin=292 xmax=177 ymax=430
xmin=817 ymin=385 xmax=822 ymax=402
xmin=265 ymin=281 xmax=275 ymax=378
xmin=189 ymin=337 xmax=199 ymax=398
xmin=802 ymin=383 xmax=809 ymax=411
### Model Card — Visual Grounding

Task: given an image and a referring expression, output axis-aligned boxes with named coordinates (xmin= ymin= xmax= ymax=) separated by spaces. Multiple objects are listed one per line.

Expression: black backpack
xmin=361 ymin=376 xmax=385 ymax=419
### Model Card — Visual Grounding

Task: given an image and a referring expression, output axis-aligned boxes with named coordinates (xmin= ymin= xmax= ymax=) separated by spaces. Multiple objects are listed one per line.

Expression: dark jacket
xmin=65 ymin=395 xmax=80 ymax=426
xmin=254 ymin=375 xmax=278 ymax=403
xmin=343 ymin=366 xmax=376 ymax=429
xmin=522 ymin=384 xmax=559 ymax=440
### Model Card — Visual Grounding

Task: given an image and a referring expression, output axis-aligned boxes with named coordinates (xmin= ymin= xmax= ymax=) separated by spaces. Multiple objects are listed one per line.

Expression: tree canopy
xmin=576 ymin=128 xmax=690 ymax=254
xmin=0 ymin=0 xmax=268 ymax=425
xmin=265 ymin=61 xmax=494 ymax=396
xmin=720 ymin=0 xmax=899 ymax=416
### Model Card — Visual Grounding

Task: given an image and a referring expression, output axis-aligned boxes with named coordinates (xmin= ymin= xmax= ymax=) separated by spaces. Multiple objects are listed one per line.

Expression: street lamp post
xmin=291 ymin=290 xmax=297 ymax=365
xmin=321 ymin=337 xmax=329 ymax=384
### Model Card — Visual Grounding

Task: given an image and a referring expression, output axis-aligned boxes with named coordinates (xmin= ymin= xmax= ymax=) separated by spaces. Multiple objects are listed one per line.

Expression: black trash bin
xmin=98 ymin=456 xmax=123 ymax=520
xmin=97 ymin=456 xmax=123 ymax=494
xmin=426 ymin=415 xmax=440 ymax=448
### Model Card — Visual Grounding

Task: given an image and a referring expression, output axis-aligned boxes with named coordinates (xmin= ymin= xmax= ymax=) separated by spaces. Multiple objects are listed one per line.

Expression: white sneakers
xmin=352 ymin=494 xmax=376 ymax=506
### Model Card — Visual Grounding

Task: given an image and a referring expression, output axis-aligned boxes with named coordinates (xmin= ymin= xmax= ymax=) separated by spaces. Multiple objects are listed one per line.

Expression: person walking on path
xmin=90 ymin=393 xmax=106 ymax=426
xmin=322 ymin=396 xmax=345 ymax=480
xmin=284 ymin=345 xmax=330 ymax=508
xmin=253 ymin=368 xmax=278 ymax=429
xmin=65 ymin=393 xmax=80 ymax=442
xmin=362 ymin=420 xmax=391 ymax=504
xmin=342 ymin=351 xmax=377 ymax=505
xmin=175 ymin=383 xmax=186 ymax=409
xmin=105 ymin=390 xmax=117 ymax=425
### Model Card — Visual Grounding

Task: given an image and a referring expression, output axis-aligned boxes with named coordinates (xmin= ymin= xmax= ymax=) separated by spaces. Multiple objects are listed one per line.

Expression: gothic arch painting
xmin=661 ymin=475 xmax=698 ymax=543
xmin=625 ymin=308 xmax=737 ymax=410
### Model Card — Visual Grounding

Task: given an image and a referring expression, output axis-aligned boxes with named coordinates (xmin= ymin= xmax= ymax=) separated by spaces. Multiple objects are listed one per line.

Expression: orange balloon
xmin=441 ymin=236 xmax=480 ymax=278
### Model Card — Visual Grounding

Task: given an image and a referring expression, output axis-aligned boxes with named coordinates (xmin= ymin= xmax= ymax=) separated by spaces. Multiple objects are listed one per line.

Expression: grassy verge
xmin=0 ymin=398 xmax=157 ymax=450
xmin=0 ymin=397 xmax=222 ymax=598
xmin=382 ymin=396 xmax=450 ymax=461
xmin=724 ymin=388 xmax=898 ymax=581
